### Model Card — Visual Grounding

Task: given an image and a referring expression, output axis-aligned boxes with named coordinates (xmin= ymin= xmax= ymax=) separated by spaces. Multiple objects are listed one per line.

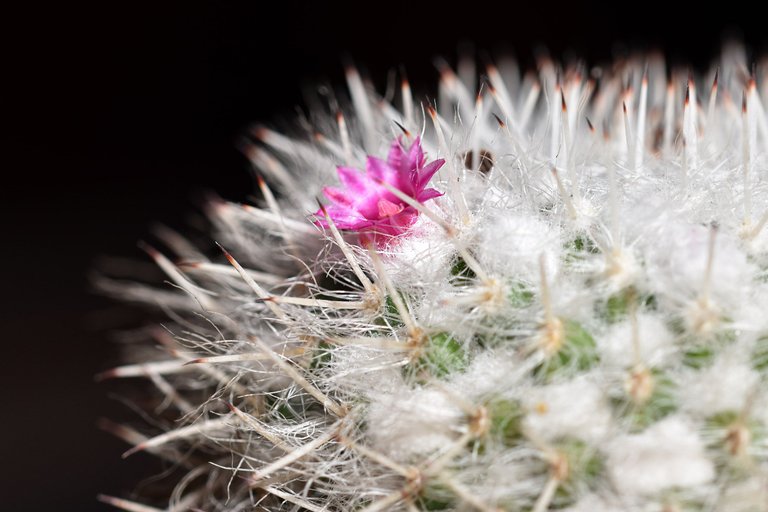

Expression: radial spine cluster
xmin=100 ymin=42 xmax=768 ymax=512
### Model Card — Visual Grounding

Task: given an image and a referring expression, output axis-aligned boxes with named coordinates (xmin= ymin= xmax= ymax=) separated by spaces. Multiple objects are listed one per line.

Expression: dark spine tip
xmin=399 ymin=64 xmax=409 ymax=84
xmin=121 ymin=444 xmax=144 ymax=459
xmin=251 ymin=125 xmax=268 ymax=141
xmin=216 ymin=242 xmax=235 ymax=264
xmin=393 ymin=120 xmax=410 ymax=137
xmin=94 ymin=369 xmax=115 ymax=382
xmin=137 ymin=241 xmax=159 ymax=259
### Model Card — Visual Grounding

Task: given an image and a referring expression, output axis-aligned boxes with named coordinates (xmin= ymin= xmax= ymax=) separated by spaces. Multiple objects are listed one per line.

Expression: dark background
xmin=3 ymin=1 xmax=766 ymax=509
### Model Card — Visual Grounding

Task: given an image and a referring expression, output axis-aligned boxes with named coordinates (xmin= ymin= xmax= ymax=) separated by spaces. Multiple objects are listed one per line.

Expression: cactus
xmin=98 ymin=43 xmax=768 ymax=511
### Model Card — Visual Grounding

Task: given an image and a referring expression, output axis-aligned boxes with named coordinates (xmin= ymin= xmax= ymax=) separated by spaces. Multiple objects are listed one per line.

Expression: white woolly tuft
xmin=606 ymin=416 xmax=715 ymax=496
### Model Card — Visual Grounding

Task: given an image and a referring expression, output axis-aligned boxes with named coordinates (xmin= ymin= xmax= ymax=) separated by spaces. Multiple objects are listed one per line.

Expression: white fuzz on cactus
xmin=99 ymin=42 xmax=768 ymax=512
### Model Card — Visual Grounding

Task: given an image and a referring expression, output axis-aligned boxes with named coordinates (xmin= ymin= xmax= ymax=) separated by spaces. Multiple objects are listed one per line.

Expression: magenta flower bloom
xmin=314 ymin=137 xmax=444 ymax=246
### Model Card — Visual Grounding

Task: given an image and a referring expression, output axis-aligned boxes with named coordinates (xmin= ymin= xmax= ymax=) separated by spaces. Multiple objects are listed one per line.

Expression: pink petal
xmin=390 ymin=208 xmax=418 ymax=228
xmin=377 ymin=198 xmax=404 ymax=218
xmin=368 ymin=156 xmax=416 ymax=197
xmin=416 ymin=159 xmax=445 ymax=189
xmin=316 ymin=205 xmax=372 ymax=229
xmin=406 ymin=136 xmax=424 ymax=170
xmin=365 ymin=156 xmax=396 ymax=182
xmin=322 ymin=186 xmax=353 ymax=207
xmin=417 ymin=188 xmax=443 ymax=202
xmin=386 ymin=138 xmax=407 ymax=170
xmin=337 ymin=166 xmax=370 ymax=193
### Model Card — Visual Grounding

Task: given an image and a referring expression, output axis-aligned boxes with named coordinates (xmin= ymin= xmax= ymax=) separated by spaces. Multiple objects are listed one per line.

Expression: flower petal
xmin=365 ymin=156 xmax=396 ymax=181
xmin=406 ymin=136 xmax=424 ymax=170
xmin=417 ymin=188 xmax=443 ymax=202
xmin=416 ymin=159 xmax=445 ymax=189
xmin=386 ymin=138 xmax=407 ymax=171
xmin=337 ymin=166 xmax=370 ymax=193
xmin=377 ymin=198 xmax=405 ymax=218
xmin=321 ymin=205 xmax=373 ymax=229
xmin=322 ymin=186 xmax=353 ymax=207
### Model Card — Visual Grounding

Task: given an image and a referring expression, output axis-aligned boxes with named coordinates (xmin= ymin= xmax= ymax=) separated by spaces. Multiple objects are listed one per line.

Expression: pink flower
xmin=314 ymin=137 xmax=444 ymax=246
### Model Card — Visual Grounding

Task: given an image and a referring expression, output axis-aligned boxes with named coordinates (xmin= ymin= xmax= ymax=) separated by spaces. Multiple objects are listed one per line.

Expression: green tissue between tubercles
xmin=752 ymin=335 xmax=768 ymax=372
xmin=411 ymin=332 xmax=467 ymax=379
xmin=612 ymin=370 xmax=677 ymax=431
xmin=508 ymin=282 xmax=534 ymax=308
xmin=552 ymin=438 xmax=605 ymax=506
xmin=534 ymin=320 xmax=598 ymax=380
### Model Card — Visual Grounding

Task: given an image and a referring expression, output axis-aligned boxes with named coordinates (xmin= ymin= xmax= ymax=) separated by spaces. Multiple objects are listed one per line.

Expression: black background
xmin=4 ymin=1 xmax=766 ymax=509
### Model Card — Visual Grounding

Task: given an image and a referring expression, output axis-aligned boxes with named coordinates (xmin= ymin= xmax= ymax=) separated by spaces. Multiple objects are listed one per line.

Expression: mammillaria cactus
xmin=99 ymin=42 xmax=768 ymax=511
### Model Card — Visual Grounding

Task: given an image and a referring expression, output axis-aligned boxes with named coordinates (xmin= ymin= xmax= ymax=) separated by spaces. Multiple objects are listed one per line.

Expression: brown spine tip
xmin=586 ymin=117 xmax=595 ymax=132
xmin=96 ymin=495 xmax=118 ymax=506
xmin=426 ymin=105 xmax=437 ymax=120
xmin=122 ymin=443 xmax=146 ymax=459
xmin=742 ymin=91 xmax=748 ymax=114
xmin=561 ymin=91 xmax=567 ymax=112
xmin=393 ymin=120 xmax=410 ymax=137
xmin=238 ymin=140 xmax=257 ymax=161
xmin=137 ymin=241 xmax=159 ymax=260
xmin=684 ymin=84 xmax=690 ymax=106
xmin=622 ymin=101 xmax=628 ymax=114
xmin=97 ymin=418 xmax=132 ymax=439
xmin=251 ymin=125 xmax=268 ymax=141
xmin=399 ymin=64 xmax=409 ymax=85
xmin=215 ymin=242 xmax=235 ymax=264
xmin=183 ymin=358 xmax=203 ymax=366
xmin=492 ymin=113 xmax=506 ymax=128
xmin=94 ymin=369 xmax=117 ymax=382
xmin=712 ymin=67 xmax=719 ymax=90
